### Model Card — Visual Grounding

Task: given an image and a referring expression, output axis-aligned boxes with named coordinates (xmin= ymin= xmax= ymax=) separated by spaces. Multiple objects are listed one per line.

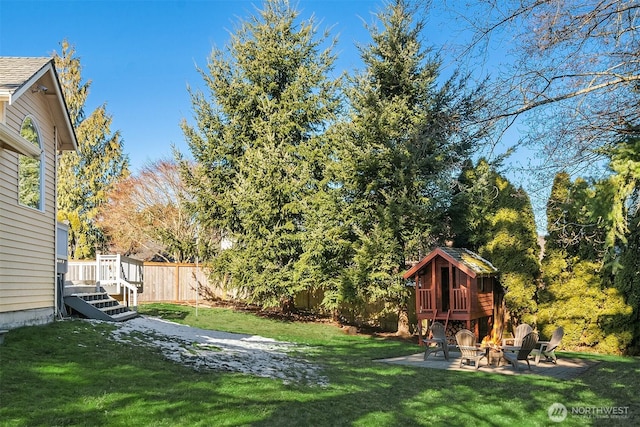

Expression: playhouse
xmin=403 ymin=247 xmax=501 ymax=340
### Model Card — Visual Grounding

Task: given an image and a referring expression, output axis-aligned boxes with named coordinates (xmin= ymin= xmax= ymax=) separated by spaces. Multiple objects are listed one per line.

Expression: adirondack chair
xmin=423 ymin=322 xmax=449 ymax=360
xmin=502 ymin=323 xmax=533 ymax=347
xmin=502 ymin=331 xmax=539 ymax=371
xmin=455 ymin=329 xmax=486 ymax=370
xmin=531 ymin=327 xmax=564 ymax=365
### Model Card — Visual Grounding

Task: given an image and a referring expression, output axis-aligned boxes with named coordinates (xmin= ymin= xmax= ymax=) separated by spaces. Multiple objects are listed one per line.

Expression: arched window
xmin=18 ymin=116 xmax=43 ymax=210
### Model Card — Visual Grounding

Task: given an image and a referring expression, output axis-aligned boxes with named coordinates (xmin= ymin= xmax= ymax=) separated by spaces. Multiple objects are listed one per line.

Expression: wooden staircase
xmin=431 ymin=309 xmax=451 ymax=331
xmin=64 ymin=287 xmax=137 ymax=322
xmin=431 ymin=309 xmax=453 ymax=345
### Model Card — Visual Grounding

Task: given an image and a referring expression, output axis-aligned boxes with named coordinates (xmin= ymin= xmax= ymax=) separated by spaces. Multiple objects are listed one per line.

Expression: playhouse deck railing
xmin=417 ymin=289 xmax=434 ymax=313
xmin=452 ymin=288 xmax=468 ymax=311
xmin=417 ymin=287 xmax=469 ymax=314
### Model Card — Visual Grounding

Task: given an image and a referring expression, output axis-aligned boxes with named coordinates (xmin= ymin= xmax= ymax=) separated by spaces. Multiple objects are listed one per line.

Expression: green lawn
xmin=1 ymin=303 xmax=638 ymax=426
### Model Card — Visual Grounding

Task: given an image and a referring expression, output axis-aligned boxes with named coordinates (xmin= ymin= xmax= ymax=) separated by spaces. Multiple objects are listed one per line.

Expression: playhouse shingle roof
xmin=437 ymin=247 xmax=498 ymax=275
xmin=403 ymin=247 xmax=498 ymax=279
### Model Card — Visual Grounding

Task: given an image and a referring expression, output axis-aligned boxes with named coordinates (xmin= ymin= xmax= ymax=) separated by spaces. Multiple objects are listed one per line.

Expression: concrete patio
xmin=377 ymin=350 xmax=599 ymax=380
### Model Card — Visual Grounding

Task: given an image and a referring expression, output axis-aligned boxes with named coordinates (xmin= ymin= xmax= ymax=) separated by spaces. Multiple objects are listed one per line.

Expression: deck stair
xmin=443 ymin=309 xmax=451 ymax=332
xmin=64 ymin=254 xmax=143 ymax=322
xmin=64 ymin=287 xmax=138 ymax=322
xmin=430 ymin=309 xmax=453 ymax=345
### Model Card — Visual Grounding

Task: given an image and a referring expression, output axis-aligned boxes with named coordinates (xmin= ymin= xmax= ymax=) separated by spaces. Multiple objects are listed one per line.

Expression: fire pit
xmin=487 ymin=347 xmax=504 ymax=366
xmin=481 ymin=330 xmax=505 ymax=367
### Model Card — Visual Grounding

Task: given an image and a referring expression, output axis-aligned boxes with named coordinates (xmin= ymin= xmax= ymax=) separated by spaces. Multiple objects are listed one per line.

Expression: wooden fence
xmin=142 ymin=263 xmax=328 ymax=308
xmin=67 ymin=260 xmax=415 ymax=331
xmin=139 ymin=262 xmax=228 ymax=303
xmin=136 ymin=263 xmax=416 ymax=330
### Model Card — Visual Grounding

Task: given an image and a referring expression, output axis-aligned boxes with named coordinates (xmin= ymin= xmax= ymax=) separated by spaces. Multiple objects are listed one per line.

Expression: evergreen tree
xmin=339 ymin=0 xmax=489 ymax=331
xmin=546 ymin=172 xmax=608 ymax=262
xmin=450 ymin=158 xmax=494 ymax=249
xmin=539 ymin=172 xmax=632 ymax=353
xmin=608 ymin=134 xmax=640 ymax=353
xmin=614 ymin=206 xmax=640 ymax=353
xmin=450 ymin=159 xmax=540 ymax=325
xmin=55 ymin=40 xmax=129 ymax=259
xmin=181 ymin=0 xmax=341 ymax=309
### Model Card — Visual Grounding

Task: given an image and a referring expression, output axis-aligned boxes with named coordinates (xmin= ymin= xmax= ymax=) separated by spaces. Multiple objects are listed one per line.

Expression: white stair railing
xmin=97 ymin=254 xmax=138 ymax=309
xmin=66 ymin=260 xmax=97 ymax=283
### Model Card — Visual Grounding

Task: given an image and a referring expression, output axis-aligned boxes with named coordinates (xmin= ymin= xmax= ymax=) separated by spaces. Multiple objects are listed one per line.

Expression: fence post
xmin=174 ymin=264 xmax=180 ymax=302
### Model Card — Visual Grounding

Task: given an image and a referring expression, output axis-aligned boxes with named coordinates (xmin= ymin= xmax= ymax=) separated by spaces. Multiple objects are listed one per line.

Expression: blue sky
xmin=2 ymin=0 xmax=541 ymax=223
xmin=2 ymin=0 xmax=454 ymax=171
xmin=3 ymin=0 xmax=553 ymax=233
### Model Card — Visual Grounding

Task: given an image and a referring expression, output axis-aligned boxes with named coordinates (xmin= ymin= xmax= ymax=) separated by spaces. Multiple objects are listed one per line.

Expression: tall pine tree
xmin=181 ymin=0 xmax=341 ymax=309
xmin=338 ymin=0 xmax=489 ymax=331
xmin=55 ymin=40 xmax=129 ymax=259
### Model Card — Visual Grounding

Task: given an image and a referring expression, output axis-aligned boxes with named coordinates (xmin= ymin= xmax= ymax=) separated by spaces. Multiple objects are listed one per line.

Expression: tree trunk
xmin=397 ymin=306 xmax=410 ymax=336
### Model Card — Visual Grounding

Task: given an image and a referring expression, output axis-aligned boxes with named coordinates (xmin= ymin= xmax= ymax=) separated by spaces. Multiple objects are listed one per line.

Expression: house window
xmin=18 ymin=116 xmax=43 ymax=210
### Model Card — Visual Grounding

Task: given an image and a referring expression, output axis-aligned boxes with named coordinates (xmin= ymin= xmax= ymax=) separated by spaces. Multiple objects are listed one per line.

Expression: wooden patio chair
xmin=502 ymin=331 xmax=538 ymax=371
xmin=502 ymin=323 xmax=533 ymax=347
xmin=423 ymin=322 xmax=449 ymax=361
xmin=455 ymin=329 xmax=486 ymax=370
xmin=530 ymin=326 xmax=564 ymax=365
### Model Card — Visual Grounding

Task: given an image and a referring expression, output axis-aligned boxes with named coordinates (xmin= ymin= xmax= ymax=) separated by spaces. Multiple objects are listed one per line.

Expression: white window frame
xmin=18 ymin=115 xmax=45 ymax=211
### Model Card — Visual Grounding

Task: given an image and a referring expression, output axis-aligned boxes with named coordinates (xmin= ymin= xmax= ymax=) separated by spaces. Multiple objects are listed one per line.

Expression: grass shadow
xmin=2 ymin=304 xmax=638 ymax=426
xmin=139 ymin=303 xmax=190 ymax=320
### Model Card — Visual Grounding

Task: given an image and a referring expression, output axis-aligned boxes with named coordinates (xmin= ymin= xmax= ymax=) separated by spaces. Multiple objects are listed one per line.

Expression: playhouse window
xmin=18 ymin=116 xmax=43 ymax=210
xmin=479 ymin=276 xmax=492 ymax=293
xmin=454 ymin=270 xmax=467 ymax=289
xmin=418 ymin=264 xmax=432 ymax=288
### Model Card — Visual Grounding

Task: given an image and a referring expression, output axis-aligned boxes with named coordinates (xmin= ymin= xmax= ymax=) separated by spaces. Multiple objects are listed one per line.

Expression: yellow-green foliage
xmin=539 ymin=251 xmax=633 ymax=354
xmin=451 ymin=160 xmax=540 ymax=324
xmin=479 ymin=187 xmax=540 ymax=323
xmin=500 ymin=272 xmax=537 ymax=325
xmin=541 ymin=170 xmax=638 ymax=354
xmin=55 ymin=40 xmax=129 ymax=259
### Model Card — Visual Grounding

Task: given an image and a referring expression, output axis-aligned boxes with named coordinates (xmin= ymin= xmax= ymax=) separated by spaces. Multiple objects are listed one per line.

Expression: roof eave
xmin=4 ymin=59 xmax=78 ymax=152
xmin=7 ymin=59 xmax=52 ymax=105
xmin=47 ymin=62 xmax=78 ymax=152
xmin=402 ymin=247 xmax=450 ymax=279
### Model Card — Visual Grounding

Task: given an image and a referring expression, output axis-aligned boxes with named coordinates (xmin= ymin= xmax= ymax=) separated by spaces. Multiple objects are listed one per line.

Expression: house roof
xmin=403 ymin=247 xmax=498 ymax=279
xmin=0 ymin=57 xmax=52 ymax=96
xmin=0 ymin=56 xmax=77 ymax=153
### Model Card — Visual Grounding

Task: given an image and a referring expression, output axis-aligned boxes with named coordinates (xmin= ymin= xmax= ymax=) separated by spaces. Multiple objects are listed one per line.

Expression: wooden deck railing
xmin=67 ymin=260 xmax=97 ymax=282
xmin=417 ymin=287 xmax=469 ymax=313
xmin=453 ymin=288 xmax=468 ymax=311
xmin=417 ymin=289 xmax=433 ymax=312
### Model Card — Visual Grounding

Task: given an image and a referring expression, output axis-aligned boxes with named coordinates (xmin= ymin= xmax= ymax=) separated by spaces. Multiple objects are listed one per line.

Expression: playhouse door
xmin=440 ymin=267 xmax=450 ymax=311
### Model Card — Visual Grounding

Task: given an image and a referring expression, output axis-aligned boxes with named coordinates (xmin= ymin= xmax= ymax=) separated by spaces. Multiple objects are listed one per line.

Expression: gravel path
xmin=99 ymin=316 xmax=328 ymax=386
